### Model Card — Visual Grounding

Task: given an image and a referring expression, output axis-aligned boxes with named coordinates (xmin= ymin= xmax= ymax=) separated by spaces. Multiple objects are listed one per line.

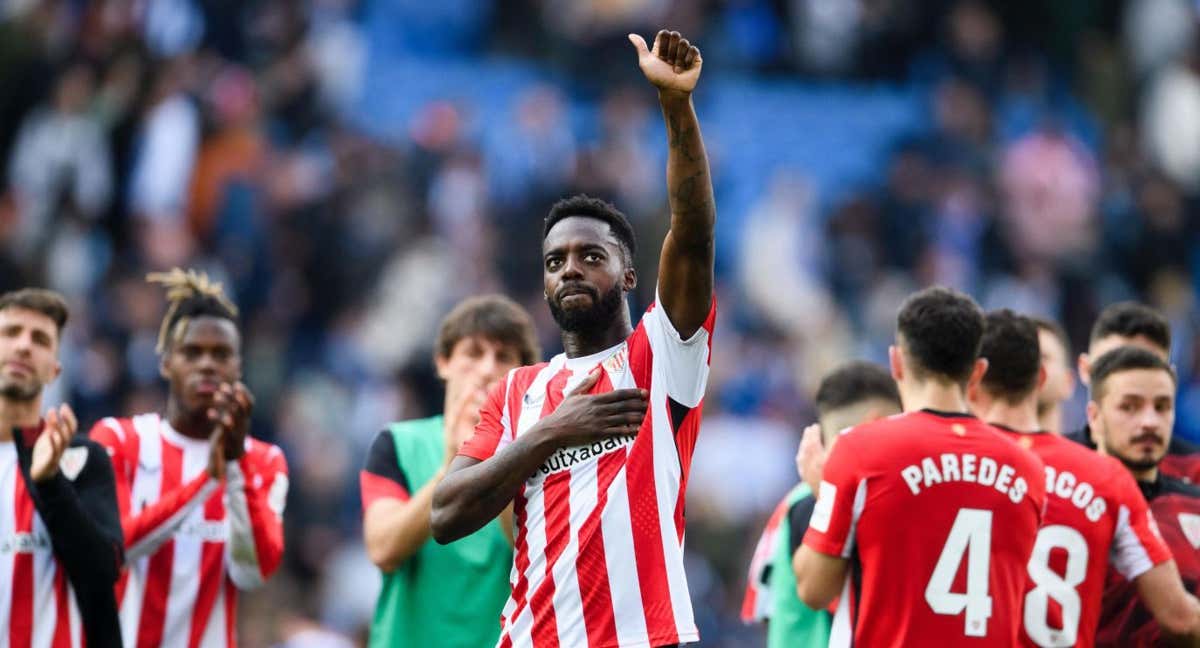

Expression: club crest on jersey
xmin=1180 ymin=513 xmax=1200 ymax=550
xmin=602 ymin=347 xmax=628 ymax=377
xmin=59 ymin=446 xmax=88 ymax=481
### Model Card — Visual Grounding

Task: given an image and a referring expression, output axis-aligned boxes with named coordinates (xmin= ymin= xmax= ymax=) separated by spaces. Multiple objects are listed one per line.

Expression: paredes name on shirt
xmin=900 ymin=452 xmax=1030 ymax=504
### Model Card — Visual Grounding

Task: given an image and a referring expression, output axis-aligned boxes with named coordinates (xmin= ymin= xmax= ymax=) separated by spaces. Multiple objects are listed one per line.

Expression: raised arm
xmin=629 ymin=30 xmax=715 ymax=338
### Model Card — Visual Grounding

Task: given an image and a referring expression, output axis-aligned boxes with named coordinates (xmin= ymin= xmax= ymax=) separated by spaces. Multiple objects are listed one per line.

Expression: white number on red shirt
xmin=925 ymin=508 xmax=994 ymax=637
xmin=1023 ymin=525 xmax=1088 ymax=647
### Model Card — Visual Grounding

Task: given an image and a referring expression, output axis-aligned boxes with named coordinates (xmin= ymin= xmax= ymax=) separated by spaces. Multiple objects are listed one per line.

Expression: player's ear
xmin=965 ymin=380 xmax=980 ymax=411
xmin=1036 ymin=364 xmax=1047 ymax=391
xmin=1085 ymin=400 xmax=1100 ymax=433
xmin=623 ymin=266 xmax=637 ymax=291
xmin=434 ymin=353 xmax=451 ymax=381
xmin=967 ymin=358 xmax=989 ymax=392
xmin=888 ymin=345 xmax=903 ymax=382
xmin=1077 ymin=352 xmax=1091 ymax=387
xmin=159 ymin=352 xmax=171 ymax=381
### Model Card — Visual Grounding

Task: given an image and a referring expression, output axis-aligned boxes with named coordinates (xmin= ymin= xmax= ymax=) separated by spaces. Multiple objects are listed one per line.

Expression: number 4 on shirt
xmin=925 ymin=508 xmax=994 ymax=637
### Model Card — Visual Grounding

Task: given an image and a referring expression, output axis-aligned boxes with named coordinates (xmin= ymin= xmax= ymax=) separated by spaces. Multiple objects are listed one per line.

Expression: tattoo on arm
xmin=667 ymin=115 xmax=701 ymax=163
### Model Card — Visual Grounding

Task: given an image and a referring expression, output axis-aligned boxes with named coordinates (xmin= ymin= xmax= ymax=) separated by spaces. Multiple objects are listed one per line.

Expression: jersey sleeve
xmin=640 ymin=290 xmax=717 ymax=408
xmin=89 ymin=418 xmax=217 ymax=560
xmin=1110 ymin=466 xmax=1173 ymax=580
xmin=458 ymin=375 xmax=511 ymax=462
xmin=225 ymin=444 xmax=288 ymax=590
xmin=360 ymin=430 xmax=411 ymax=512
xmin=787 ymin=494 xmax=818 ymax=557
xmin=802 ymin=431 xmax=866 ymax=558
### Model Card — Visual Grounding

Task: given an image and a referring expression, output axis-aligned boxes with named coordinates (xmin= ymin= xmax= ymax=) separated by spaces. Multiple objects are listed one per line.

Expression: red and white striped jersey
xmin=0 ymin=441 xmax=84 ymax=648
xmin=740 ymin=492 xmax=788 ymax=623
xmin=459 ymin=297 xmax=716 ymax=648
xmin=89 ymin=413 xmax=289 ymax=648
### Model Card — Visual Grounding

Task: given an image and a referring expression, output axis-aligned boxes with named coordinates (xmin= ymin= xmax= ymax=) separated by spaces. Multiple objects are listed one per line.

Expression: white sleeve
xmin=642 ymin=288 xmax=715 ymax=408
xmin=224 ymin=461 xmax=266 ymax=589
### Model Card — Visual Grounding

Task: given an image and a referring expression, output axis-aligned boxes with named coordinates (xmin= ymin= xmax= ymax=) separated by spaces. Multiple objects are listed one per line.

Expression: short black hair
xmin=896 ymin=286 xmax=985 ymax=385
xmin=1089 ymin=346 xmax=1177 ymax=403
xmin=1031 ymin=317 xmax=1071 ymax=362
xmin=815 ymin=361 xmax=901 ymax=418
xmin=979 ymin=309 xmax=1041 ymax=403
xmin=1089 ymin=302 xmax=1170 ymax=353
xmin=543 ymin=194 xmax=637 ymax=265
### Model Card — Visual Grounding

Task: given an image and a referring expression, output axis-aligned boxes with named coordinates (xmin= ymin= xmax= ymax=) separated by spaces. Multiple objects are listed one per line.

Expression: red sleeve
xmin=802 ymin=430 xmax=865 ymax=558
xmin=89 ymin=419 xmax=215 ymax=558
xmin=225 ymin=444 xmax=288 ymax=588
xmin=1110 ymin=465 xmax=1172 ymax=579
xmin=359 ymin=431 xmax=411 ymax=511
xmin=458 ymin=378 xmax=509 ymax=462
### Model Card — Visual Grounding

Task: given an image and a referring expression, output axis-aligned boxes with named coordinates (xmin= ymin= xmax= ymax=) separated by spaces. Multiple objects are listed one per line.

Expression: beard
xmin=1102 ymin=427 xmax=1166 ymax=472
xmin=548 ymin=284 xmax=626 ymax=334
xmin=0 ymin=378 xmax=41 ymax=402
xmin=1114 ymin=454 xmax=1161 ymax=472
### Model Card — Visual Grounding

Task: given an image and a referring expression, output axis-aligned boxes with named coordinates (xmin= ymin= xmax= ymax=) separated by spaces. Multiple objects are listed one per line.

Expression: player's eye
xmin=545 ymin=258 xmax=562 ymax=270
xmin=584 ymin=253 xmax=603 ymax=263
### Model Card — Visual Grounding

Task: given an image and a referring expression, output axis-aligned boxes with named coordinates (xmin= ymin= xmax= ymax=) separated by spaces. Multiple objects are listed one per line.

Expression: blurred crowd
xmin=1 ymin=0 xmax=1199 ymax=644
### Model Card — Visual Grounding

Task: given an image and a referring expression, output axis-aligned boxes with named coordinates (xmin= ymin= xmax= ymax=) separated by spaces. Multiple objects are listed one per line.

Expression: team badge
xmin=1018 ymin=436 xmax=1033 ymax=449
xmin=602 ymin=347 xmax=628 ymax=377
xmin=952 ymin=424 xmax=966 ymax=437
xmin=1179 ymin=513 xmax=1200 ymax=550
xmin=59 ymin=447 xmax=88 ymax=481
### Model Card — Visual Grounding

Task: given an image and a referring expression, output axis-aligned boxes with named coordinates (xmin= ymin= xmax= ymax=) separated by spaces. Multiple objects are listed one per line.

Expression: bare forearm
xmin=364 ymin=473 xmax=442 ymax=571
xmin=431 ymin=429 xmax=556 ymax=544
xmin=660 ymin=91 xmax=714 ymax=243
xmin=1137 ymin=561 xmax=1200 ymax=638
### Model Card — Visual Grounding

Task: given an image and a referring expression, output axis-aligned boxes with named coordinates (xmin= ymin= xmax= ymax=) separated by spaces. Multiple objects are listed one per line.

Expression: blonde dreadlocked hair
xmin=146 ymin=268 xmax=239 ymax=354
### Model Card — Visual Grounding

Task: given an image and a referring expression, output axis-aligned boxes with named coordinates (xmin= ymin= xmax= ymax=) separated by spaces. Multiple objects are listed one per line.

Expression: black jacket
xmin=14 ymin=426 xmax=124 ymax=647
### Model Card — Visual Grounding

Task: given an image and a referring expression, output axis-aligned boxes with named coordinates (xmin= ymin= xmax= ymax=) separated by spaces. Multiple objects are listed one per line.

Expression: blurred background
xmin=1 ymin=0 xmax=1199 ymax=645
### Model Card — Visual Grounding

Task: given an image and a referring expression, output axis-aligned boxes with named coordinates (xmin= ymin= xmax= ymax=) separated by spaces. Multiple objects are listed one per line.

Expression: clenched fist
xmin=629 ymin=30 xmax=703 ymax=95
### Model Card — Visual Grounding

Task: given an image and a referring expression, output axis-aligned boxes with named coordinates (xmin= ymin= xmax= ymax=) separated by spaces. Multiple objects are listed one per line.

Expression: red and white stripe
xmin=90 ymin=414 xmax=288 ymax=648
xmin=462 ymin=297 xmax=715 ymax=648
xmin=740 ymin=494 xmax=790 ymax=623
xmin=0 ymin=441 xmax=83 ymax=648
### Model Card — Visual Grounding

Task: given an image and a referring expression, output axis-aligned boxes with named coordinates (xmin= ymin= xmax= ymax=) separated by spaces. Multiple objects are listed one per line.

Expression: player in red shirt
xmin=1083 ymin=347 xmax=1200 ymax=645
xmin=970 ymin=309 xmax=1193 ymax=647
xmin=89 ymin=269 xmax=288 ymax=648
xmin=432 ymin=29 xmax=716 ymax=648
xmin=1067 ymin=302 xmax=1200 ymax=482
xmin=794 ymin=287 xmax=1046 ymax=647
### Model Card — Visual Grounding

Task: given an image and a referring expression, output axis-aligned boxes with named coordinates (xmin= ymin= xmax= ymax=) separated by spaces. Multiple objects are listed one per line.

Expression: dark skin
xmin=160 ymin=316 xmax=253 ymax=478
xmin=431 ymin=29 xmax=715 ymax=544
